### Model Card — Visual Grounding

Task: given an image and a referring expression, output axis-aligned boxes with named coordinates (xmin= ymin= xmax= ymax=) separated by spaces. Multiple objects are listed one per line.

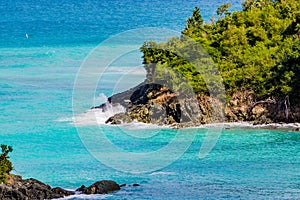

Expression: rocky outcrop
xmin=76 ymin=180 xmax=120 ymax=194
xmin=0 ymin=174 xmax=74 ymax=200
xmin=95 ymin=83 xmax=300 ymax=127
xmin=0 ymin=175 xmax=121 ymax=200
xmin=99 ymin=83 xmax=224 ymax=128
xmin=225 ymin=90 xmax=300 ymax=124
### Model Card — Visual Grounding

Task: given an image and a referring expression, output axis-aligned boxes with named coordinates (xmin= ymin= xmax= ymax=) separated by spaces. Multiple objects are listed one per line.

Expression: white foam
xmin=53 ymin=193 xmax=112 ymax=200
xmin=104 ymin=66 xmax=146 ymax=75
xmin=56 ymin=117 xmax=73 ymax=122
xmin=57 ymin=98 xmax=126 ymax=127
xmin=201 ymin=122 xmax=300 ymax=130
xmin=58 ymin=102 xmax=300 ymax=131
xmin=119 ymin=120 xmax=167 ymax=130
xmin=71 ymin=102 xmax=126 ymax=126
xmin=94 ymin=93 xmax=109 ymax=105
xmin=150 ymin=171 xmax=176 ymax=176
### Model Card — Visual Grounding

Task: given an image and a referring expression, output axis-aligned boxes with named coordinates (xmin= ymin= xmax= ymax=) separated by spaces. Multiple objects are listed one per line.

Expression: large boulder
xmin=76 ymin=180 xmax=120 ymax=194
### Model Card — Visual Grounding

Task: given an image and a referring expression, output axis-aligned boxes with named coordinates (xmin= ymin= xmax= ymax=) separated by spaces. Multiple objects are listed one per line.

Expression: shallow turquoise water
xmin=1 ymin=0 xmax=300 ymax=199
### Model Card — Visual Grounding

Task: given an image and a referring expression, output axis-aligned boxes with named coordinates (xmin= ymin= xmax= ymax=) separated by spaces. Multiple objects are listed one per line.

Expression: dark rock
xmin=1 ymin=175 xmax=123 ymax=199
xmin=105 ymin=113 xmax=133 ymax=124
xmin=109 ymin=81 xmax=148 ymax=107
xmin=0 ymin=184 xmax=26 ymax=200
xmin=252 ymin=115 xmax=273 ymax=125
xmin=77 ymin=180 xmax=120 ymax=194
xmin=51 ymin=187 xmax=75 ymax=196
xmin=0 ymin=174 xmax=74 ymax=200
xmin=76 ymin=184 xmax=87 ymax=192
xmin=119 ymin=184 xmax=126 ymax=187
xmin=98 ymin=83 xmax=214 ymax=128
xmin=95 ymin=80 xmax=300 ymax=127
xmin=132 ymin=183 xmax=140 ymax=187
xmin=91 ymin=103 xmax=108 ymax=112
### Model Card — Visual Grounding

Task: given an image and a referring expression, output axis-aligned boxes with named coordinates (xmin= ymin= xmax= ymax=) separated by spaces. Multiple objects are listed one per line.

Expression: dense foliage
xmin=0 ymin=144 xmax=13 ymax=183
xmin=141 ymin=0 xmax=300 ymax=103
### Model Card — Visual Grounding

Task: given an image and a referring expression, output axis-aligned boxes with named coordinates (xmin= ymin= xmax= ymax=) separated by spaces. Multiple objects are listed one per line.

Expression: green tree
xmin=217 ymin=3 xmax=231 ymax=19
xmin=182 ymin=7 xmax=204 ymax=39
xmin=0 ymin=144 xmax=13 ymax=183
xmin=141 ymin=0 xmax=300 ymax=104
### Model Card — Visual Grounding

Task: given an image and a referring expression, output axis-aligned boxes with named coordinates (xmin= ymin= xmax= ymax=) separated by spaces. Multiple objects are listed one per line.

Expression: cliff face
xmin=225 ymin=91 xmax=300 ymax=124
xmin=104 ymin=83 xmax=224 ymax=128
xmin=94 ymin=83 xmax=299 ymax=128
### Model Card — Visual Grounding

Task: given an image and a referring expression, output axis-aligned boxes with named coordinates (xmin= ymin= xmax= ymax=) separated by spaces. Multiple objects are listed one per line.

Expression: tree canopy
xmin=141 ymin=0 xmax=300 ymax=103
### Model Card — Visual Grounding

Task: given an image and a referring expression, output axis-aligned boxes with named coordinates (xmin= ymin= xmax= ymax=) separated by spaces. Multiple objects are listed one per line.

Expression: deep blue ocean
xmin=1 ymin=0 xmax=300 ymax=199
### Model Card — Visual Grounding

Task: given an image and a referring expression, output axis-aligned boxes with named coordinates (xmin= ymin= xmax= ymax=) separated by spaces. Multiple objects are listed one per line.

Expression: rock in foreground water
xmin=0 ymin=175 xmax=75 ymax=200
xmin=0 ymin=175 xmax=121 ymax=199
xmin=76 ymin=180 xmax=120 ymax=194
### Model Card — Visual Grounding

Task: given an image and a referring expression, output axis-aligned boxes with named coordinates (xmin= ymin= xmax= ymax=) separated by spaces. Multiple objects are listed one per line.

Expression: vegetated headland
xmin=96 ymin=0 xmax=300 ymax=128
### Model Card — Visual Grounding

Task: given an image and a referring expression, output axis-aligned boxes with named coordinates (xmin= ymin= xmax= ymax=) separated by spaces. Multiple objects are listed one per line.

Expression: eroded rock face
xmin=225 ymin=91 xmax=256 ymax=121
xmin=96 ymin=83 xmax=299 ymax=127
xmin=225 ymin=91 xmax=300 ymax=124
xmin=0 ymin=175 xmax=75 ymax=200
xmin=98 ymin=83 xmax=225 ymax=127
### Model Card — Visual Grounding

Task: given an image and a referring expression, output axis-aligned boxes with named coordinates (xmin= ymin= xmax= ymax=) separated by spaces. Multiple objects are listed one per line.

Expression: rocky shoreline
xmin=0 ymin=174 xmax=123 ymax=200
xmin=93 ymin=82 xmax=300 ymax=128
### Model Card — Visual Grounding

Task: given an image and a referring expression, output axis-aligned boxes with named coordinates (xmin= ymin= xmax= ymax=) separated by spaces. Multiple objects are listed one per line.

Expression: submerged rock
xmin=119 ymin=183 xmax=126 ymax=187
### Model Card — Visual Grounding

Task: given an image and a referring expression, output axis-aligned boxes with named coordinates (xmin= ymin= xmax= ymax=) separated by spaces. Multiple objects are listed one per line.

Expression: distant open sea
xmin=1 ymin=0 xmax=300 ymax=199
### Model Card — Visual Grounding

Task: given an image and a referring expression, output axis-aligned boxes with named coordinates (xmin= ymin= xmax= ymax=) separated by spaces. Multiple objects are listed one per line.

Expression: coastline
xmin=93 ymin=82 xmax=300 ymax=129
xmin=1 ymin=0 xmax=299 ymax=199
xmin=106 ymin=120 xmax=300 ymax=131
xmin=0 ymin=174 xmax=122 ymax=200
xmin=199 ymin=122 xmax=300 ymax=131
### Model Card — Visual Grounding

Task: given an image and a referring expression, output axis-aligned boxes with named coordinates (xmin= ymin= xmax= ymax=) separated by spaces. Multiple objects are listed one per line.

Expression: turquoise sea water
xmin=1 ymin=0 xmax=300 ymax=199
